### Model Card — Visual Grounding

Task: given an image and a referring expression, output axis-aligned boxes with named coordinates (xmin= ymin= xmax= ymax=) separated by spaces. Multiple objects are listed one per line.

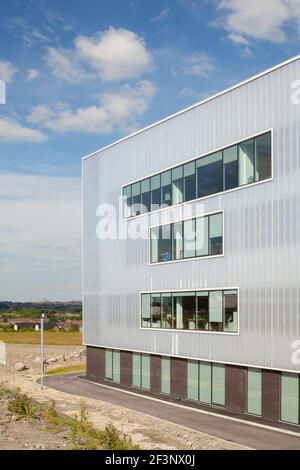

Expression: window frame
xmin=121 ymin=129 xmax=273 ymax=221
xmin=140 ymin=287 xmax=239 ymax=335
xmin=149 ymin=210 xmax=224 ymax=265
xmin=105 ymin=349 xmax=120 ymax=383
xmin=187 ymin=360 xmax=225 ymax=407
xmin=280 ymin=372 xmax=300 ymax=425
xmin=132 ymin=352 xmax=151 ymax=390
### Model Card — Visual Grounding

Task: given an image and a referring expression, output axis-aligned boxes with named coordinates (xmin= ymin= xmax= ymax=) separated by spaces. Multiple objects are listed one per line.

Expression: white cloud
xmin=45 ymin=47 xmax=90 ymax=83
xmin=45 ymin=26 xmax=153 ymax=83
xmin=0 ymin=118 xmax=47 ymax=143
xmin=0 ymin=60 xmax=17 ymax=84
xmin=184 ymin=52 xmax=215 ymax=78
xmin=151 ymin=8 xmax=170 ymax=21
xmin=27 ymin=80 xmax=156 ymax=134
xmin=216 ymin=0 xmax=300 ymax=44
xmin=27 ymin=104 xmax=54 ymax=124
xmin=0 ymin=172 xmax=81 ymax=300
xmin=27 ymin=68 xmax=40 ymax=81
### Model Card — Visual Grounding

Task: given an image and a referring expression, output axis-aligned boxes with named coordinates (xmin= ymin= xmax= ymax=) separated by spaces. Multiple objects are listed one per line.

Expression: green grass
xmin=45 ymin=364 xmax=86 ymax=376
xmin=0 ymin=330 xmax=82 ymax=345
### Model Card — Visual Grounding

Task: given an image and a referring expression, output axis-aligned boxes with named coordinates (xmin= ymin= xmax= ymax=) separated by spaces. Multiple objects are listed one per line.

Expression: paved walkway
xmin=44 ymin=373 xmax=300 ymax=450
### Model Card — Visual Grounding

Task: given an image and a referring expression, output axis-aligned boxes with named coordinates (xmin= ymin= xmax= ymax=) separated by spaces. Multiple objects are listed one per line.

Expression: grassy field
xmin=45 ymin=364 xmax=86 ymax=375
xmin=0 ymin=331 xmax=82 ymax=346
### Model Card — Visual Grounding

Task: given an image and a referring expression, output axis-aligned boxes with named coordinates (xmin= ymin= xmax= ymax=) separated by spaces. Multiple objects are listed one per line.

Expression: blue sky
xmin=0 ymin=0 xmax=300 ymax=301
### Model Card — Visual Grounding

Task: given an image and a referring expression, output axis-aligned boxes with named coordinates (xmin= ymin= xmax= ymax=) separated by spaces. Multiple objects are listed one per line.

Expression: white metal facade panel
xmin=83 ymin=58 xmax=300 ymax=372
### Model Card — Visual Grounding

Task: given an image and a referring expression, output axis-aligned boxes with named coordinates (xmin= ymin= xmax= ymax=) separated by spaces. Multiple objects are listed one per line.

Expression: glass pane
xmin=131 ymin=182 xmax=141 ymax=216
xmin=151 ymin=175 xmax=161 ymax=211
xmin=161 ymin=294 xmax=172 ymax=329
xmin=187 ymin=361 xmax=199 ymax=401
xmin=150 ymin=227 xmax=159 ymax=263
xmin=255 ymin=133 xmax=272 ymax=182
xmin=141 ymin=178 xmax=151 ymax=213
xmin=182 ymin=293 xmax=196 ymax=330
xmin=184 ymin=219 xmax=196 ymax=258
xmin=161 ymin=357 xmax=170 ymax=394
xmin=123 ymin=185 xmax=132 ymax=219
xmin=141 ymin=294 xmax=151 ymax=327
xmin=209 ymin=213 xmax=223 ymax=255
xmin=172 ymin=166 xmax=183 ymax=205
xmin=161 ymin=171 xmax=172 ymax=207
xmin=281 ymin=373 xmax=299 ymax=424
xmin=141 ymin=179 xmax=150 ymax=193
xmin=132 ymin=353 xmax=141 ymax=387
xmin=112 ymin=350 xmax=120 ymax=383
xmin=184 ymin=162 xmax=196 ymax=202
xmin=212 ymin=364 xmax=225 ymax=406
xmin=173 ymin=221 xmax=183 ymax=260
xmin=239 ymin=139 xmax=254 ymax=186
xmin=141 ymin=354 xmax=150 ymax=390
xmin=197 ymin=292 xmax=209 ymax=330
xmin=223 ymin=146 xmax=238 ymax=190
xmin=209 ymin=291 xmax=223 ymax=331
xmin=151 ymin=294 xmax=161 ymax=328
xmin=158 ymin=224 xmax=172 ymax=262
xmin=105 ymin=349 xmax=113 ymax=379
xmin=196 ymin=216 xmax=208 ymax=257
xmin=173 ymin=295 xmax=183 ymax=329
xmin=199 ymin=362 xmax=211 ymax=404
xmin=197 ymin=152 xmax=223 ymax=198
xmin=224 ymin=291 xmax=238 ymax=332
xmin=248 ymin=368 xmax=262 ymax=415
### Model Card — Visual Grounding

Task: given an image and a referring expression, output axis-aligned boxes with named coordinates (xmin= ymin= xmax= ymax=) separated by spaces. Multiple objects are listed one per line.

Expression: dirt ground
xmin=0 ymin=344 xmax=248 ymax=450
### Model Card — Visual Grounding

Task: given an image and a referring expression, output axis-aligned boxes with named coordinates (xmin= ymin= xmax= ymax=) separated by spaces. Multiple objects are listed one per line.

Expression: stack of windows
xmin=187 ymin=361 xmax=225 ymax=406
xmin=132 ymin=353 xmax=150 ymax=390
xmin=141 ymin=289 xmax=238 ymax=333
xmin=105 ymin=349 xmax=120 ymax=383
xmin=150 ymin=212 xmax=223 ymax=264
xmin=123 ymin=131 xmax=271 ymax=218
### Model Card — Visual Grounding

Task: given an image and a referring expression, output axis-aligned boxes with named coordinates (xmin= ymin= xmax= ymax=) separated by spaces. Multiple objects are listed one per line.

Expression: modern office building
xmin=83 ymin=56 xmax=300 ymax=428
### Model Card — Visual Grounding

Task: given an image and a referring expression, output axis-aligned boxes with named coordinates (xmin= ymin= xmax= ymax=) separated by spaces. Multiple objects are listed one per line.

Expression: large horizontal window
xmin=150 ymin=212 xmax=223 ymax=264
xmin=141 ymin=289 xmax=238 ymax=333
xmin=187 ymin=361 xmax=225 ymax=406
xmin=122 ymin=131 xmax=272 ymax=219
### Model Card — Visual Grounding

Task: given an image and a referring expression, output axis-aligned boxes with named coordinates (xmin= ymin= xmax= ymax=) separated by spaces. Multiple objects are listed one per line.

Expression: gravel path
xmin=0 ymin=344 xmax=246 ymax=450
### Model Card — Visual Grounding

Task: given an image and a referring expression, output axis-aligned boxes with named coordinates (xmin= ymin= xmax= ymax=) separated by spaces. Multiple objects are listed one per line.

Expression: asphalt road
xmin=44 ymin=373 xmax=300 ymax=450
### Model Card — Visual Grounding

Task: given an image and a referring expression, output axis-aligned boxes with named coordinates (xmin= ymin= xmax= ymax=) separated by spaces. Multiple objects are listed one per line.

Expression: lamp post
xmin=40 ymin=314 xmax=44 ymax=389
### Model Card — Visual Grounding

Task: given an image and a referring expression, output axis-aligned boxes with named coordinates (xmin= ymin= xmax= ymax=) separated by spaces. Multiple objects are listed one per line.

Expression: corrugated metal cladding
xmin=83 ymin=58 xmax=300 ymax=372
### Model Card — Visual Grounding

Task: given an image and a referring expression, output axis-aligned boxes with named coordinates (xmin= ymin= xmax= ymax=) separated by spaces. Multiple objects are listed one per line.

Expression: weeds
xmin=7 ymin=389 xmax=37 ymax=419
xmin=43 ymin=401 xmax=71 ymax=432
xmin=1 ymin=387 xmax=139 ymax=450
xmin=69 ymin=402 xmax=140 ymax=450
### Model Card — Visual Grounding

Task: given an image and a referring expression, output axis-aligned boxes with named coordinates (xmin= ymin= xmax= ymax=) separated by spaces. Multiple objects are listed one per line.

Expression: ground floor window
xmin=161 ymin=357 xmax=170 ymax=394
xmin=247 ymin=368 xmax=262 ymax=416
xmin=132 ymin=353 xmax=150 ymax=390
xmin=105 ymin=349 xmax=120 ymax=383
xmin=281 ymin=372 xmax=299 ymax=424
xmin=187 ymin=361 xmax=225 ymax=406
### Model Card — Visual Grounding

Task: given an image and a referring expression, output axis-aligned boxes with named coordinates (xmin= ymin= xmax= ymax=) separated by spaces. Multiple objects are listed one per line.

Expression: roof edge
xmin=82 ymin=54 xmax=300 ymax=161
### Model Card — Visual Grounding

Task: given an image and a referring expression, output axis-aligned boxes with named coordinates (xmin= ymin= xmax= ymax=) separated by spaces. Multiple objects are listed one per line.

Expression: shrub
xmin=8 ymin=390 xmax=37 ymax=419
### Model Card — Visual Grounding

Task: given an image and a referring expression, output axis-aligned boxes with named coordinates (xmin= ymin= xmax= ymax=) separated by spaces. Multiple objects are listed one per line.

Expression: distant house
xmin=63 ymin=320 xmax=82 ymax=332
xmin=11 ymin=319 xmax=61 ymax=331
